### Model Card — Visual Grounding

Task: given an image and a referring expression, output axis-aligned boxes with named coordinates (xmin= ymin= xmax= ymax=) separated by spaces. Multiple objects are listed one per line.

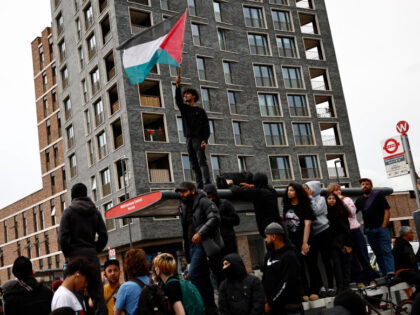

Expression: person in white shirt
xmin=52 ymin=257 xmax=96 ymax=313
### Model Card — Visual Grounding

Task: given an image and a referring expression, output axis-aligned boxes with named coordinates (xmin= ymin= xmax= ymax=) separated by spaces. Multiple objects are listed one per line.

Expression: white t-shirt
xmin=51 ymin=285 xmax=85 ymax=313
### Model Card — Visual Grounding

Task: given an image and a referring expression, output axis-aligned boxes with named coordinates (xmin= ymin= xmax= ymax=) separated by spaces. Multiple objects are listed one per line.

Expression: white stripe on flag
xmin=122 ymin=34 xmax=167 ymax=68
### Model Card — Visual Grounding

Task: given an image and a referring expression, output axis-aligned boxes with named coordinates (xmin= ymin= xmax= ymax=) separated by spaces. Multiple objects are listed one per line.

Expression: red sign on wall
xmin=105 ymin=191 xmax=162 ymax=219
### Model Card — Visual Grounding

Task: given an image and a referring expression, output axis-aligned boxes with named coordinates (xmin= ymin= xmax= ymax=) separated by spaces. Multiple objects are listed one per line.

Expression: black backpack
xmin=131 ymin=278 xmax=168 ymax=315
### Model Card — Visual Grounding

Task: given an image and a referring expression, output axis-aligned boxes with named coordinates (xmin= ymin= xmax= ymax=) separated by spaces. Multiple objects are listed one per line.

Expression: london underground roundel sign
xmin=383 ymin=138 xmax=400 ymax=155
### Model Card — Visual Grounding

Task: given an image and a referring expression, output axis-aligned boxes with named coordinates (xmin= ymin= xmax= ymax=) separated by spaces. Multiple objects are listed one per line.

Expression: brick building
xmin=0 ymin=27 xmax=67 ymax=283
xmin=387 ymin=191 xmax=419 ymax=240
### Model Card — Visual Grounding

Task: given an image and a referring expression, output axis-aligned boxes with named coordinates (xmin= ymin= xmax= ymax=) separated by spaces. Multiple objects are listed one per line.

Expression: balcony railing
xmin=311 ymin=80 xmax=328 ymax=90
xmin=131 ymin=25 xmax=147 ymax=34
xmin=295 ymin=134 xmax=314 ymax=145
xmin=305 ymin=50 xmax=321 ymax=60
xmin=150 ymin=169 xmax=170 ymax=183
xmin=284 ymin=78 xmax=303 ymax=89
xmin=322 ymin=135 xmax=339 ymax=146
xmin=316 ymin=107 xmax=334 ymax=118
xmin=144 ymin=129 xmax=165 ymax=142
xmin=301 ymin=167 xmax=320 ymax=179
xmin=271 ymin=169 xmax=292 ymax=180
xmin=140 ymin=95 xmax=161 ymax=107
xmin=301 ymin=24 xmax=316 ymax=34
xmin=328 ymin=167 xmax=345 ymax=179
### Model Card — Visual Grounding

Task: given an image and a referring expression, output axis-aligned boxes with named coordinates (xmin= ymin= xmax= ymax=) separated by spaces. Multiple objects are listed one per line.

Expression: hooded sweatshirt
xmin=219 ymin=254 xmax=265 ymax=315
xmin=305 ymin=181 xmax=329 ymax=235
xmin=59 ymin=197 xmax=108 ymax=258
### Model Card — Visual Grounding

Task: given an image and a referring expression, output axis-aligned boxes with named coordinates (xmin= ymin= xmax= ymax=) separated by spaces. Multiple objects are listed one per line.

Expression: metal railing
xmin=316 ymin=107 xmax=334 ymax=118
xmin=322 ymin=135 xmax=339 ymax=146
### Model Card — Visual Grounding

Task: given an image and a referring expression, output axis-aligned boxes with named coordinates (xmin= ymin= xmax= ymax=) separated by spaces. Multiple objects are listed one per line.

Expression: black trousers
xmin=187 ymin=137 xmax=211 ymax=188
xmin=331 ymin=248 xmax=351 ymax=292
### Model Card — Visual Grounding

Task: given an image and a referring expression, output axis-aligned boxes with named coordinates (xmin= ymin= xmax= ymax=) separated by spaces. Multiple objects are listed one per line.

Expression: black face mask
xmin=223 ymin=265 xmax=236 ymax=280
xmin=265 ymin=242 xmax=274 ymax=252
xmin=181 ymin=194 xmax=194 ymax=204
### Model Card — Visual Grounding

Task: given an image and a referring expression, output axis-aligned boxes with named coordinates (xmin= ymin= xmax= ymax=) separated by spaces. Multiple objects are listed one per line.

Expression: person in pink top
xmin=327 ymin=184 xmax=377 ymax=288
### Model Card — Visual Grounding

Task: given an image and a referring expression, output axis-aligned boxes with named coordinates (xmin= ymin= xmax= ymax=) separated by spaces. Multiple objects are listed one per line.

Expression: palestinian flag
xmin=117 ymin=11 xmax=187 ymax=84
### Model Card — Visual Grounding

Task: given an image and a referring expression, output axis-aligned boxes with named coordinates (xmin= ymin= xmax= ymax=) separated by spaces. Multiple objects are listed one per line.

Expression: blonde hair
xmin=153 ymin=253 xmax=177 ymax=276
xmin=326 ymin=183 xmax=341 ymax=194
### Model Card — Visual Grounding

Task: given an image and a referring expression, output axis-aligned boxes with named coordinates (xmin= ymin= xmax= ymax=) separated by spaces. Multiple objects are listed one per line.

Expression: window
xmin=22 ymin=212 xmax=27 ymax=235
xmin=248 ymin=33 xmax=270 ymax=55
xmin=188 ymin=0 xmax=197 ymax=16
xmin=61 ymin=194 xmax=66 ymax=213
xmin=304 ymin=38 xmax=323 ymax=60
xmin=66 ymin=125 xmax=74 ymax=149
xmin=233 ymin=121 xmax=244 ymax=145
xmin=26 ymin=239 xmax=31 ymax=258
xmin=49 ymin=36 xmax=54 ymax=56
xmin=43 ymin=97 xmax=48 ymax=118
xmin=52 ymin=65 xmax=57 ymax=84
xmin=101 ymin=168 xmax=111 ymax=196
xmin=85 ymin=110 xmax=92 ymax=134
xmin=298 ymin=12 xmax=318 ymax=34
xmin=139 ymin=80 xmax=162 ymax=107
xmin=51 ymin=199 xmax=56 ymax=225
xmin=98 ymin=0 xmax=108 ymax=13
xmin=64 ymin=97 xmax=72 ymax=120
xmin=91 ymin=176 xmax=98 ymax=202
xmin=55 ymin=254 xmax=60 ymax=268
xmin=56 ymin=13 xmax=64 ymax=36
xmin=244 ymin=7 xmax=265 ymax=28
xmin=213 ymin=1 xmax=222 ymax=22
xmin=217 ymin=29 xmax=227 ymax=51
xmin=100 ymin=14 xmax=111 ymax=44
xmin=296 ymin=0 xmax=314 ymax=9
xmin=42 ymin=72 xmax=48 ymax=92
xmin=97 ymin=131 xmax=108 ymax=159
xmin=326 ymin=154 xmax=347 ymax=179
xmin=264 ymin=123 xmax=286 ymax=146
xmin=269 ymin=156 xmax=292 ymax=180
xmin=33 ymin=207 xmax=38 ymax=232
xmin=309 ymin=68 xmax=329 ymax=90
xmin=44 ymin=231 xmax=49 ymax=254
xmin=16 ymin=241 xmax=21 ymax=257
xmin=208 ymin=120 xmax=216 ymax=144
xmin=78 ymin=46 xmax=85 ymax=69
xmin=282 ymin=67 xmax=303 ymax=89
xmin=320 ymin=122 xmax=341 ymax=146
xmin=3 ymin=220 xmax=8 ymax=243
xmin=91 ymin=67 xmax=100 ymax=95
xmin=254 ymin=65 xmax=275 ymax=87
xmin=87 ymin=140 xmax=95 ymax=165
xmin=238 ymin=156 xmax=248 ymax=172
xmin=288 ymin=95 xmax=309 ymax=116
xmin=223 ymin=61 xmax=233 ymax=84
xmin=147 ymin=153 xmax=172 ymax=183
xmin=200 ymin=88 xmax=213 ymax=111
xmin=182 ymin=154 xmax=195 ymax=181
xmin=211 ymin=155 xmax=222 ymax=180
xmin=272 ymin=10 xmax=292 ymax=31
xmin=228 ymin=91 xmax=238 ymax=114
xmin=87 ymin=33 xmax=97 ymax=60
xmin=39 ymin=45 xmax=45 ymax=69
xmin=51 ymin=172 xmax=56 ymax=194
xmin=46 ymin=119 xmax=52 ymax=143
xmin=76 ymin=18 xmax=82 ymax=40
xmin=196 ymin=57 xmax=207 ymax=80
xmin=258 ymin=93 xmax=281 ymax=116
xmin=61 ymin=66 xmax=68 ymax=89
xmin=293 ymin=123 xmax=314 ymax=145
xmin=58 ymin=40 xmax=66 ymax=62
xmin=80 ymin=79 xmax=88 ymax=104
xmin=52 ymin=89 xmax=57 ymax=110
xmin=191 ymin=23 xmax=201 ymax=46
xmin=112 ymin=118 xmax=124 ymax=149
xmin=104 ymin=51 xmax=115 ymax=81
xmin=129 ymin=9 xmax=152 ymax=34
xmin=13 ymin=216 xmax=18 ymax=239
xmin=108 ymin=84 xmax=120 ymax=114
xmin=270 ymin=0 xmax=288 ymax=4
xmin=299 ymin=155 xmax=320 ymax=179
xmin=69 ymin=154 xmax=77 ymax=178
xmin=62 ymin=167 xmax=66 ymax=189
xmin=53 ymin=144 xmax=59 ymax=166
xmin=84 ymin=3 xmax=94 ymax=30
xmin=103 ymin=202 xmax=115 ymax=231
xmin=177 ymin=117 xmax=186 ymax=143
xmin=315 ymin=95 xmax=335 ymax=118
xmin=277 ymin=36 xmax=297 ymax=57
xmin=94 ymin=99 xmax=105 ymax=126
xmin=45 ymin=149 xmax=51 ymax=171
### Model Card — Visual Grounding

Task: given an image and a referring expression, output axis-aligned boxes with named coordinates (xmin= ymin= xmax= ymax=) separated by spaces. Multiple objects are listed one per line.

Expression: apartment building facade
xmin=0 ymin=27 xmax=67 ymax=283
xmin=49 ymin=0 xmax=360 ymax=265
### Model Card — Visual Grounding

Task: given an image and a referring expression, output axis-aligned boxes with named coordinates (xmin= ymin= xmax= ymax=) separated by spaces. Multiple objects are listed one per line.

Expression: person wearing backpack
xmin=153 ymin=253 xmax=204 ymax=315
xmin=114 ymin=249 xmax=150 ymax=315
xmin=3 ymin=256 xmax=53 ymax=315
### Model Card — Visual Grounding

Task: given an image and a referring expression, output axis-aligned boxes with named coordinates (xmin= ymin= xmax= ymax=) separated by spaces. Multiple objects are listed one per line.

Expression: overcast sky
xmin=0 ymin=1 xmax=419 ymax=208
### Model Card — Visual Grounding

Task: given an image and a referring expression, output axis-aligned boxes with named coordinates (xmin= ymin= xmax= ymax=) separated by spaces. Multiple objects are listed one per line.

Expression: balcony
xmin=140 ymin=95 xmax=161 ymax=107
xmin=149 ymin=169 xmax=170 ymax=183
xmin=316 ymin=107 xmax=333 ymax=118
xmin=321 ymin=135 xmax=338 ymax=146
xmin=296 ymin=0 xmax=314 ymax=9
xmin=315 ymin=95 xmax=335 ymax=118
xmin=328 ymin=167 xmax=345 ymax=179
xmin=320 ymin=122 xmax=340 ymax=146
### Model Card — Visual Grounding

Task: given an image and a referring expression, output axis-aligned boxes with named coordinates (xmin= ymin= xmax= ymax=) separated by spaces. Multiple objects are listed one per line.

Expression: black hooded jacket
xmin=204 ymin=184 xmax=240 ymax=241
xmin=59 ymin=197 xmax=108 ymax=258
xmin=262 ymin=243 xmax=303 ymax=314
xmin=219 ymin=254 xmax=265 ymax=315
xmin=3 ymin=277 xmax=53 ymax=315
xmin=229 ymin=173 xmax=281 ymax=237
xmin=393 ymin=237 xmax=417 ymax=271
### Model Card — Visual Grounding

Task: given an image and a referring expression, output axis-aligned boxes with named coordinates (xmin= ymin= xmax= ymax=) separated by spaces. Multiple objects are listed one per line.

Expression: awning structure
xmin=105 ymin=187 xmax=394 ymax=219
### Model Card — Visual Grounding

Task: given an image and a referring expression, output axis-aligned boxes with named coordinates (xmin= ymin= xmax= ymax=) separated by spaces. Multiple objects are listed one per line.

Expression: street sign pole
xmin=401 ymin=134 xmax=420 ymax=209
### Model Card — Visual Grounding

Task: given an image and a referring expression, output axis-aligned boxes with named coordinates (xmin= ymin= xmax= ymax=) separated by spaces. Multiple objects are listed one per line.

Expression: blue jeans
xmin=365 ymin=227 xmax=395 ymax=275
xmin=188 ymin=244 xmax=216 ymax=309
xmin=351 ymin=228 xmax=377 ymax=283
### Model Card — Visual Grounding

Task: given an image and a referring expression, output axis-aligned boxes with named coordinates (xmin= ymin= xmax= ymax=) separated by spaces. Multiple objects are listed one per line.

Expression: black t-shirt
xmin=185 ymin=203 xmax=195 ymax=242
xmin=355 ymin=192 xmax=390 ymax=229
xmin=284 ymin=204 xmax=315 ymax=249
xmin=164 ymin=276 xmax=182 ymax=315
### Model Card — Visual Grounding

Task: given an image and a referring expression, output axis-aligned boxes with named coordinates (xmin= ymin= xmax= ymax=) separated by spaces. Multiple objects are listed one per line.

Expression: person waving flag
xmin=117 ymin=10 xmax=187 ymax=84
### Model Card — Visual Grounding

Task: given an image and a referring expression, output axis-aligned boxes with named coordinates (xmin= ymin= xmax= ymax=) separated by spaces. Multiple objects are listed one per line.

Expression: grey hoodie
xmin=305 ymin=181 xmax=329 ymax=235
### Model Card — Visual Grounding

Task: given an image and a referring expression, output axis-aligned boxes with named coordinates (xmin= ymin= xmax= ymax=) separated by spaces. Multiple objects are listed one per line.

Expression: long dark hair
xmin=283 ymin=183 xmax=311 ymax=209
xmin=326 ymin=193 xmax=350 ymax=217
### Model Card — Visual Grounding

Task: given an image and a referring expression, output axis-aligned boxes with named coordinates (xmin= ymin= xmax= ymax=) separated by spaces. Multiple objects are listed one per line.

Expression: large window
xmin=94 ymin=99 xmax=104 ymax=126
xmin=269 ymin=156 xmax=292 ymax=180
xmin=258 ymin=93 xmax=281 ymax=116
xmin=196 ymin=57 xmax=207 ymax=80
xmin=244 ymin=7 xmax=265 ymax=28
xmin=223 ymin=61 xmax=233 ymax=84
xmin=282 ymin=67 xmax=303 ymax=89
xmin=254 ymin=65 xmax=275 ymax=87
xmin=69 ymin=154 xmax=77 ymax=178
xmin=201 ymin=87 xmax=213 ymax=111
xmin=277 ymin=36 xmax=297 ymax=57
xmin=293 ymin=123 xmax=314 ymax=145
xmin=288 ymin=95 xmax=309 ymax=116
xmin=263 ymin=123 xmax=286 ymax=146
xmin=177 ymin=117 xmax=186 ymax=143
xmin=228 ymin=91 xmax=238 ymax=114
xmin=211 ymin=155 xmax=222 ymax=180
xmin=213 ymin=1 xmax=222 ymax=22
xmin=182 ymin=154 xmax=195 ymax=181
xmin=248 ymin=33 xmax=270 ymax=55
xmin=208 ymin=120 xmax=216 ymax=144
xmin=233 ymin=121 xmax=244 ymax=145
xmin=101 ymin=168 xmax=111 ymax=196
xmin=97 ymin=131 xmax=108 ymax=159
xmin=191 ymin=23 xmax=201 ymax=46
xmin=299 ymin=155 xmax=320 ymax=179
xmin=91 ymin=67 xmax=101 ymax=95
xmin=272 ymin=10 xmax=292 ymax=31
xmin=103 ymin=202 xmax=115 ymax=231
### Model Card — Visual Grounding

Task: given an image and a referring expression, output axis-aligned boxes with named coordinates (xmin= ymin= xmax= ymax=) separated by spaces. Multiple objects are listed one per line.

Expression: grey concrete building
xmin=49 ymin=0 xmax=360 ymax=265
